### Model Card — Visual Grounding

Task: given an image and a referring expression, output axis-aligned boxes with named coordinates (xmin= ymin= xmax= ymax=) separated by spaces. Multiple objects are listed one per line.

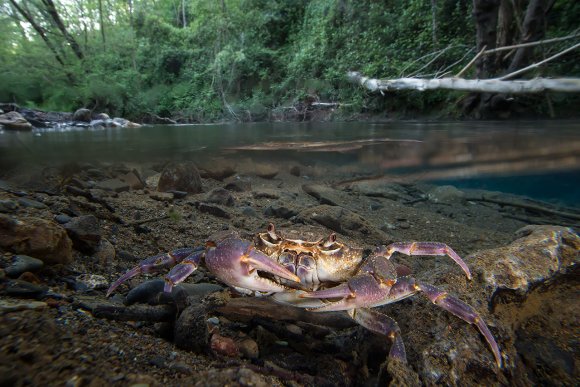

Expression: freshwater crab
xmin=107 ymin=224 xmax=502 ymax=367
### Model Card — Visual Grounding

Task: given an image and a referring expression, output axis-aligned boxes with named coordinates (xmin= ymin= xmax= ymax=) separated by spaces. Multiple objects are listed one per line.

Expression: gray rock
xmin=264 ymin=203 xmax=298 ymax=219
xmin=5 ymin=255 xmax=44 ymax=278
xmin=54 ymin=214 xmax=72 ymax=224
xmin=95 ymin=178 xmax=130 ymax=192
xmin=205 ymin=188 xmax=235 ymax=207
xmin=193 ymin=202 xmax=231 ymax=219
xmin=174 ymin=303 xmax=210 ymax=352
xmin=17 ymin=197 xmax=47 ymax=209
xmin=64 ymin=215 xmax=101 ymax=254
xmin=119 ymin=170 xmax=145 ymax=189
xmin=73 ymin=108 xmax=91 ymax=122
xmin=348 ymin=181 xmax=408 ymax=201
xmin=240 ymin=206 xmax=259 ymax=217
xmin=252 ymin=189 xmax=280 ymax=199
xmin=0 ymin=199 xmax=18 ymax=213
xmin=93 ymin=238 xmax=116 ymax=266
xmin=302 ymin=184 xmax=342 ymax=206
xmin=158 ymin=162 xmax=203 ymax=193
xmin=428 ymin=185 xmax=465 ymax=203
xmin=0 ymin=111 xmax=32 ymax=130
xmin=224 ymin=178 xmax=251 ymax=192
xmin=150 ymin=192 xmax=174 ymax=202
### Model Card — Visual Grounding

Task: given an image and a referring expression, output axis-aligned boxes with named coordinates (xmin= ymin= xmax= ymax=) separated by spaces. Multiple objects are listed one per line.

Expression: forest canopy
xmin=1 ymin=0 xmax=579 ymax=121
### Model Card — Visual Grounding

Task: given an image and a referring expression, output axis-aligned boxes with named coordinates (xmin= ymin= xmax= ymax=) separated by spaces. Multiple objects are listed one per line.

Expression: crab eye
xmin=322 ymin=233 xmax=337 ymax=248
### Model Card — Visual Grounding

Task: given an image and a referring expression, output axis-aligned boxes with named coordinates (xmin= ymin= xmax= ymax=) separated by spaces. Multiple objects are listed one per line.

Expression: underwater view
xmin=1 ymin=120 xmax=578 ymax=386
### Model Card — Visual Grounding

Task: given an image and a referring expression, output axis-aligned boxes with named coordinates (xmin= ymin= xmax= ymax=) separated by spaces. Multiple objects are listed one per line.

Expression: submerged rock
xmin=205 ymin=188 xmax=235 ymax=207
xmin=4 ymin=255 xmax=44 ymax=278
xmin=472 ymin=225 xmax=579 ymax=300
xmin=158 ymin=162 xmax=203 ymax=193
xmin=64 ymin=215 xmax=102 ymax=254
xmin=0 ymin=215 xmax=73 ymax=265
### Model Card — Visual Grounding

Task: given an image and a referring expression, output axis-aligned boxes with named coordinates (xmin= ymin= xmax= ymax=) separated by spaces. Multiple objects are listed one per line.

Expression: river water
xmin=1 ymin=120 xmax=579 ymax=207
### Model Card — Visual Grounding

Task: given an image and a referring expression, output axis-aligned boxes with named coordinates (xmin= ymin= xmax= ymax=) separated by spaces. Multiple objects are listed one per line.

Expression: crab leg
xmin=347 ymin=308 xmax=407 ymax=362
xmin=106 ymin=247 xmax=202 ymax=297
xmin=374 ymin=242 xmax=472 ymax=279
xmin=415 ymin=281 xmax=502 ymax=368
xmin=163 ymin=249 xmax=206 ymax=292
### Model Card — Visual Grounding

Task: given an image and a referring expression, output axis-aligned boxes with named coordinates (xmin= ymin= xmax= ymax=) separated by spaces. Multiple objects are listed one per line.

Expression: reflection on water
xmin=1 ymin=121 xmax=579 ymax=207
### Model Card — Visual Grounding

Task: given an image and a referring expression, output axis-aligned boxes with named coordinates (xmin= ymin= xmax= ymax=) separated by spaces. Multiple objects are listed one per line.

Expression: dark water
xmin=1 ymin=120 xmax=579 ymax=207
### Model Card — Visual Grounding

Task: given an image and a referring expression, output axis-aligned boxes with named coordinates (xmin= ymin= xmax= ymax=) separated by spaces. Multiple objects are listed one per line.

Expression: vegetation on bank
xmin=1 ymin=0 xmax=579 ymax=121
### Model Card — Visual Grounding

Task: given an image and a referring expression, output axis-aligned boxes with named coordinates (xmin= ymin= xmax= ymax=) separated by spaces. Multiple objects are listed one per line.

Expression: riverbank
xmin=0 ymin=158 xmax=578 ymax=386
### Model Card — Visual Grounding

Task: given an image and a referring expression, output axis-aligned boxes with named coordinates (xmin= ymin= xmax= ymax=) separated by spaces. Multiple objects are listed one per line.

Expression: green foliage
xmin=0 ymin=0 xmax=578 ymax=120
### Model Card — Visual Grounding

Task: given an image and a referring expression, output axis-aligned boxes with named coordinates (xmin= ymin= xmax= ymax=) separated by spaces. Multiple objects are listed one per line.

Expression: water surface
xmin=1 ymin=120 xmax=578 ymax=207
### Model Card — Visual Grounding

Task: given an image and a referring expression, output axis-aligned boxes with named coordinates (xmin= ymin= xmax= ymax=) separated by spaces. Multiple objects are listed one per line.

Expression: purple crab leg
xmin=106 ymin=247 xmax=198 ymax=297
xmin=416 ymin=281 xmax=502 ymax=368
xmin=347 ymin=308 xmax=407 ymax=362
xmin=163 ymin=249 xmax=205 ymax=292
xmin=374 ymin=242 xmax=472 ymax=279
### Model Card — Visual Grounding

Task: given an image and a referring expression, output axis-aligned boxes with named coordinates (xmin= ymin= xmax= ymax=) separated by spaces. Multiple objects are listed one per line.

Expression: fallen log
xmin=347 ymin=71 xmax=580 ymax=94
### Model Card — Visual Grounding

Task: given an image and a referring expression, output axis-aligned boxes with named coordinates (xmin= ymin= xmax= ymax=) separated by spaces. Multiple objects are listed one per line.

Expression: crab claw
xmin=205 ymin=238 xmax=300 ymax=293
xmin=301 ymin=273 xmax=393 ymax=312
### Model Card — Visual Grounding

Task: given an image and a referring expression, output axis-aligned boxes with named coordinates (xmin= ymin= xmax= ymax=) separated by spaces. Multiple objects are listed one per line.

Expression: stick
xmin=498 ymin=42 xmax=580 ymax=80
xmin=483 ymin=32 xmax=580 ymax=55
xmin=455 ymin=45 xmax=486 ymax=77
xmin=465 ymin=194 xmax=580 ymax=220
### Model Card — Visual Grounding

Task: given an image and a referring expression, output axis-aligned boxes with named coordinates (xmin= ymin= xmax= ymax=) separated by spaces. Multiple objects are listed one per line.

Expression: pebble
xmin=96 ymin=178 xmax=130 ymax=193
xmin=5 ymin=255 xmax=44 ymax=278
xmin=210 ymin=333 xmax=239 ymax=357
xmin=150 ymin=192 xmax=173 ymax=202
xmin=157 ymin=162 xmax=203 ymax=193
xmin=224 ymin=179 xmax=252 ymax=192
xmin=75 ymin=274 xmax=108 ymax=291
xmin=264 ymin=203 xmax=298 ymax=219
xmin=238 ymin=338 xmax=259 ymax=359
xmin=4 ymin=279 xmax=47 ymax=298
xmin=205 ymin=188 xmax=235 ymax=206
xmin=17 ymin=197 xmax=47 ymax=209
xmin=54 ymin=214 xmax=72 ymax=224
xmin=63 ymin=215 xmax=102 ymax=254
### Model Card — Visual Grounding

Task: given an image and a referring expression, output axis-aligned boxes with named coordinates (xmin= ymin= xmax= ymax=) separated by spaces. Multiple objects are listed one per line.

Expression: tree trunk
xmin=472 ymin=0 xmax=501 ymax=78
xmin=8 ymin=0 xmax=66 ymax=67
xmin=41 ymin=0 xmax=84 ymax=60
xmin=347 ymin=71 xmax=580 ymax=94
xmin=506 ymin=0 xmax=550 ymax=74
xmin=98 ymin=0 xmax=106 ymax=46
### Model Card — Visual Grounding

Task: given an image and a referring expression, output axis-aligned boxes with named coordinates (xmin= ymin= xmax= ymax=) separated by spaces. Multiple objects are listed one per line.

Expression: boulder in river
xmin=73 ymin=108 xmax=92 ymax=122
xmin=0 ymin=111 xmax=32 ymax=131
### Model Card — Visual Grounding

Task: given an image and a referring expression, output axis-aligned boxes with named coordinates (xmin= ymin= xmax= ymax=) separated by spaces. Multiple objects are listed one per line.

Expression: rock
xmin=94 ymin=238 xmax=116 ymax=266
xmin=193 ymin=202 xmax=231 ymax=219
xmin=238 ymin=338 xmax=259 ymax=359
xmin=94 ymin=113 xmax=110 ymax=120
xmin=75 ymin=274 xmax=108 ymax=291
xmin=302 ymin=184 xmax=342 ymax=206
xmin=167 ymin=190 xmax=188 ymax=199
xmin=63 ymin=215 xmax=101 ymax=254
xmin=210 ymin=333 xmax=239 ymax=357
xmin=17 ymin=197 xmax=47 ymax=209
xmin=472 ymin=225 xmax=579 ymax=300
xmin=0 ymin=111 xmax=32 ymax=130
xmin=348 ymin=181 xmax=408 ymax=201
xmin=3 ymin=279 xmax=47 ymax=298
xmin=289 ymin=165 xmax=301 ymax=176
xmin=252 ymin=189 xmax=280 ymax=199
xmin=199 ymin=162 xmax=236 ymax=180
xmin=4 ymin=255 xmax=44 ymax=278
xmin=253 ymin=164 xmax=279 ymax=179
xmin=73 ymin=108 xmax=92 ymax=122
xmin=158 ymin=162 xmax=203 ymax=193
xmin=96 ymin=178 xmax=130 ymax=192
xmin=119 ymin=170 xmax=145 ymax=189
xmin=54 ymin=214 xmax=72 ymax=224
xmin=0 ymin=300 xmax=47 ymax=314
xmin=264 ymin=203 xmax=298 ymax=219
xmin=428 ymin=185 xmax=465 ymax=203
xmin=0 ymin=199 xmax=18 ymax=213
xmin=0 ymin=215 xmax=73 ymax=265
xmin=192 ymin=367 xmax=272 ymax=387
xmin=298 ymin=205 xmax=391 ymax=244
xmin=240 ymin=206 xmax=259 ymax=218
xmin=224 ymin=178 xmax=251 ymax=192
xmin=174 ymin=303 xmax=210 ymax=352
xmin=150 ymin=192 xmax=174 ymax=202
xmin=205 ymin=188 xmax=235 ymax=207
